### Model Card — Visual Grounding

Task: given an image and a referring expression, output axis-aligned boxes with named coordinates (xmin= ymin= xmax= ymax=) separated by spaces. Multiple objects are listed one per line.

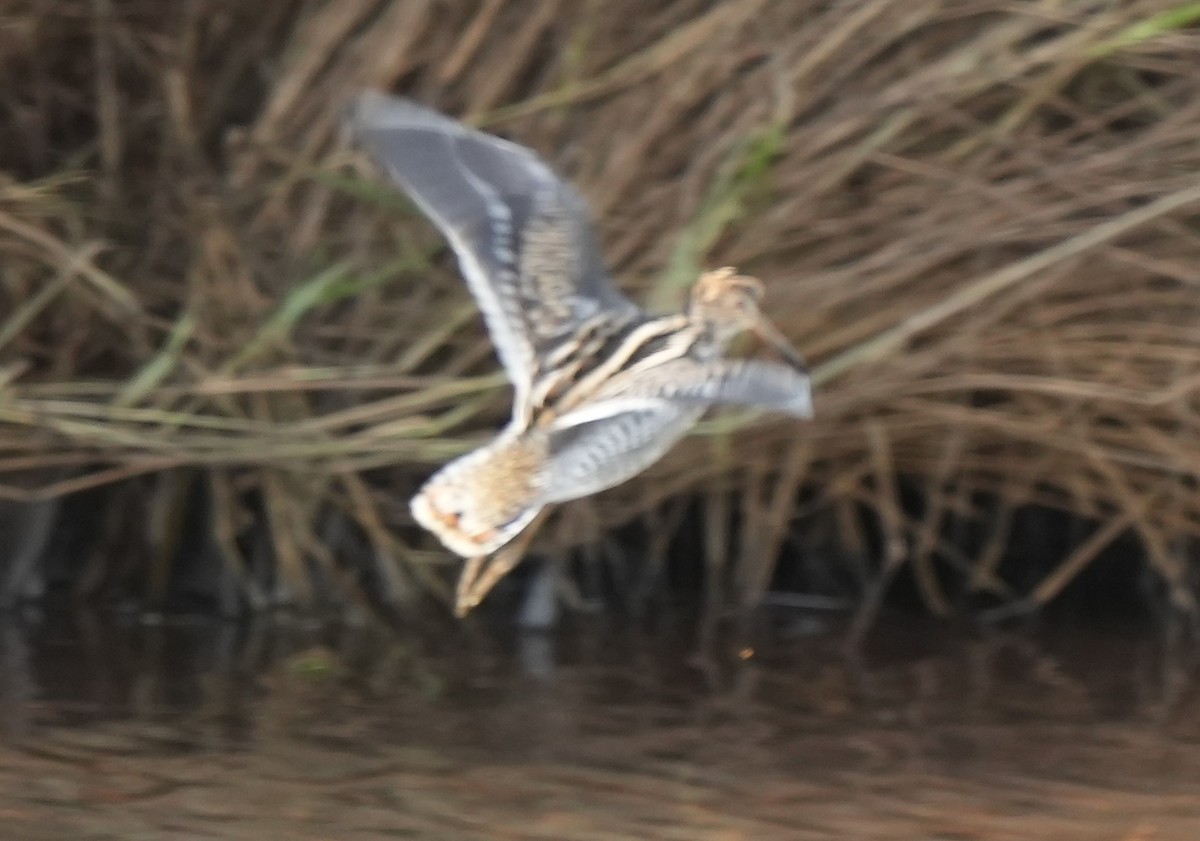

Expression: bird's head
xmin=689 ymin=267 xmax=807 ymax=371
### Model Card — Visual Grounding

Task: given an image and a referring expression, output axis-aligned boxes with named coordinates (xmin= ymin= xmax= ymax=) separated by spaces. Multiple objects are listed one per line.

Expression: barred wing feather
xmin=349 ymin=92 xmax=638 ymax=414
xmin=541 ymin=359 xmax=812 ymax=502
xmin=586 ymin=358 xmax=813 ymax=419
xmin=542 ymin=402 xmax=700 ymax=503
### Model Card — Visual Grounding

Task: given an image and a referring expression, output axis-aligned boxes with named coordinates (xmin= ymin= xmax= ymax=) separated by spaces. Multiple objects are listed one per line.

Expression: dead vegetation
xmin=1 ymin=0 xmax=1199 ymax=619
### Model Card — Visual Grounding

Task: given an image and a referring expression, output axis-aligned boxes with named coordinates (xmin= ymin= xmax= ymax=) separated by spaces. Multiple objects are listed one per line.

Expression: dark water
xmin=2 ymin=609 xmax=1199 ymax=840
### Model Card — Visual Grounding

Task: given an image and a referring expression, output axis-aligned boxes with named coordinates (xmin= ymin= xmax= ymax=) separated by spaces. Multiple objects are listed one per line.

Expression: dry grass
xmin=2 ymin=0 xmax=1200 ymax=618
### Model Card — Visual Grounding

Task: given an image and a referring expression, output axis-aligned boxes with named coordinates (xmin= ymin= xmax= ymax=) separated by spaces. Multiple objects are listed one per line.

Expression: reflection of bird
xmin=350 ymin=92 xmax=812 ymax=613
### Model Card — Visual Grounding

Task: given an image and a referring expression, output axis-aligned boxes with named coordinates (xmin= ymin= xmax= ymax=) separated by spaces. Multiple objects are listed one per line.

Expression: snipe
xmin=350 ymin=92 xmax=812 ymax=615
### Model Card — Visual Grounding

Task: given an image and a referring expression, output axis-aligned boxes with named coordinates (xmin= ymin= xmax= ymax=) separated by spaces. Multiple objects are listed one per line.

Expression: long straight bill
xmin=750 ymin=314 xmax=808 ymax=373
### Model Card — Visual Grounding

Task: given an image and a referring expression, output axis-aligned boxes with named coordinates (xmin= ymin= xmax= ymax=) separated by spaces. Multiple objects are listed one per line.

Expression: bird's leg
xmin=454 ymin=506 xmax=554 ymax=617
xmin=454 ymin=554 xmax=488 ymax=617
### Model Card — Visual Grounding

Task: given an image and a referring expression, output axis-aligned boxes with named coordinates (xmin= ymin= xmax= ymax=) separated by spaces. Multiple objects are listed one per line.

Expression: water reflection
xmin=2 ymin=610 xmax=1199 ymax=839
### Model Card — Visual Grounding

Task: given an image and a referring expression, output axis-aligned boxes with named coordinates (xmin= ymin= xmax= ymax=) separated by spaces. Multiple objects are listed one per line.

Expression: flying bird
xmin=349 ymin=92 xmax=812 ymax=614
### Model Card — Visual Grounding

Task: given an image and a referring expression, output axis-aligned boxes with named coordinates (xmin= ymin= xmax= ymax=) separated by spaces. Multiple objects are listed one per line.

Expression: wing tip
xmin=790 ymin=380 xmax=815 ymax=419
xmin=345 ymin=90 xmax=451 ymax=137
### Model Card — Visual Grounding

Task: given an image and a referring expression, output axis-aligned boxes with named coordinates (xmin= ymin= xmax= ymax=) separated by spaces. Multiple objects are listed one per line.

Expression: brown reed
xmin=1 ymin=0 xmax=1199 ymax=618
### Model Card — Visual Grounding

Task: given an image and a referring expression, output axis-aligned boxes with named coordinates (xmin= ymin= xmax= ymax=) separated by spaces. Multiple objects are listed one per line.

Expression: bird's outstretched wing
xmin=541 ymin=401 xmax=700 ymax=503
xmin=349 ymin=91 xmax=638 ymax=414
xmin=539 ymin=358 xmax=812 ymax=503
xmin=585 ymin=357 xmax=813 ymax=418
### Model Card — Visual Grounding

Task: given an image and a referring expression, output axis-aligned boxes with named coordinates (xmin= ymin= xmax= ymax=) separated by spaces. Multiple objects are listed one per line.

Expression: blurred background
xmin=3 ymin=0 xmax=1200 ymax=624
xmin=2 ymin=3 xmax=1200 ymax=836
